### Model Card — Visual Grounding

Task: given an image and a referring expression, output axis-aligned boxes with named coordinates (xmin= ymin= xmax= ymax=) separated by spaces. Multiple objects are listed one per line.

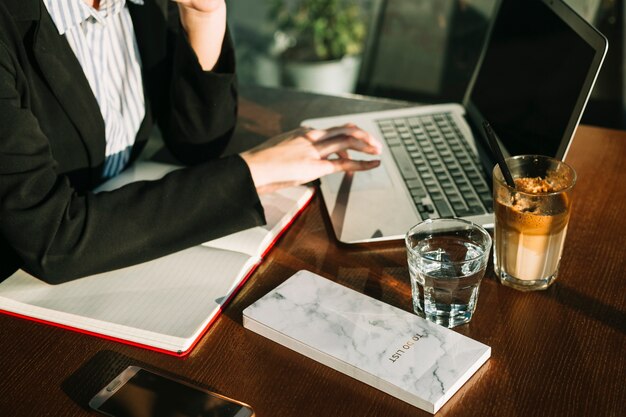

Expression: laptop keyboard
xmin=377 ymin=112 xmax=493 ymax=220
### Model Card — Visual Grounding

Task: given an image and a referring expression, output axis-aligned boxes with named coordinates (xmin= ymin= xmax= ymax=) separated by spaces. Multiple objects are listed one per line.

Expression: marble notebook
xmin=243 ymin=270 xmax=490 ymax=414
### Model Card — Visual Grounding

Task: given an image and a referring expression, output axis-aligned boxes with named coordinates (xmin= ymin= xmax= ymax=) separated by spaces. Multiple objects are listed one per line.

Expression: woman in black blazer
xmin=0 ymin=0 xmax=381 ymax=283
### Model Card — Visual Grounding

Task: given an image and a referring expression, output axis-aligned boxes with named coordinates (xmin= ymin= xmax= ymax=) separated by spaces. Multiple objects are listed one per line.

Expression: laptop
xmin=302 ymin=0 xmax=607 ymax=243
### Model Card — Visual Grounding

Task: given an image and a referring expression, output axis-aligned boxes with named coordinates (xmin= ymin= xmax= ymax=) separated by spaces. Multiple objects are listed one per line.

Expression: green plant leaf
xmin=269 ymin=0 xmax=368 ymax=61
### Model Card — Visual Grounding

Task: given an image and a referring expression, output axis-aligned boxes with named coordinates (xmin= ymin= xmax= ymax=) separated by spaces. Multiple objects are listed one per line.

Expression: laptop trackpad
xmin=322 ymin=163 xmax=393 ymax=193
xmin=320 ymin=165 xmax=418 ymax=243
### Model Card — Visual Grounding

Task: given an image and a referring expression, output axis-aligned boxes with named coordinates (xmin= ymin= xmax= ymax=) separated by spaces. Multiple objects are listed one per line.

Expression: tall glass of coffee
xmin=493 ymin=155 xmax=576 ymax=291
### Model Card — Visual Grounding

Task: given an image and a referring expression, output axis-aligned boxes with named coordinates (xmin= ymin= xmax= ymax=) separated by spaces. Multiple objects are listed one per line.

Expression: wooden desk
xmin=0 ymin=86 xmax=624 ymax=416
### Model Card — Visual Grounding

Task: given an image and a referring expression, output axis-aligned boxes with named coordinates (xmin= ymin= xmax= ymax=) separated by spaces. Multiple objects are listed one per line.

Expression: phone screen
xmin=95 ymin=369 xmax=253 ymax=417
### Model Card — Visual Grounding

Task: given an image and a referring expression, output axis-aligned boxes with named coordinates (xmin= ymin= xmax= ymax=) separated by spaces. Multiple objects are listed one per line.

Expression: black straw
xmin=482 ymin=121 xmax=516 ymax=188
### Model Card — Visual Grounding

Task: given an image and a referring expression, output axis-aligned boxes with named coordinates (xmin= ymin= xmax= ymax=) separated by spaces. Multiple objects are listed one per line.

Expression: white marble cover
xmin=243 ymin=270 xmax=490 ymax=414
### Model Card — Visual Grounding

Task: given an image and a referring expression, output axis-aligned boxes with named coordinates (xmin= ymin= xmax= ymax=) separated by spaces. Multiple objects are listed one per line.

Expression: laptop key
xmin=454 ymin=207 xmax=477 ymax=217
xmin=466 ymin=195 xmax=480 ymax=203
xmin=435 ymin=172 xmax=448 ymax=181
xmin=408 ymin=117 xmax=422 ymax=127
xmin=480 ymin=195 xmax=494 ymax=206
xmin=432 ymin=199 xmax=454 ymax=218
xmin=406 ymin=179 xmax=421 ymax=189
xmin=417 ymin=165 xmax=430 ymax=174
xmin=430 ymin=190 xmax=444 ymax=200
xmin=389 ymin=145 xmax=418 ymax=180
xmin=442 ymin=187 xmax=456 ymax=196
xmin=447 ymin=191 xmax=462 ymax=200
xmin=411 ymin=188 xmax=428 ymax=198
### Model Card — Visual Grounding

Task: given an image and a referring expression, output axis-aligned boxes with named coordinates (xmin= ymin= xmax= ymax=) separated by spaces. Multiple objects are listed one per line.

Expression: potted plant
xmin=267 ymin=0 xmax=367 ymax=94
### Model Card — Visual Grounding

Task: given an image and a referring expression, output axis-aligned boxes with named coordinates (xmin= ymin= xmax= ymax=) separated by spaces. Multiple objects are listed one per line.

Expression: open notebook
xmin=0 ymin=162 xmax=314 ymax=356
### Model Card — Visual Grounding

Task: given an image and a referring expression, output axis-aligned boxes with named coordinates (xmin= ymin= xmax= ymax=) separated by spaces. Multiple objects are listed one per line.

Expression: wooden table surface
xmin=0 ymin=86 xmax=624 ymax=417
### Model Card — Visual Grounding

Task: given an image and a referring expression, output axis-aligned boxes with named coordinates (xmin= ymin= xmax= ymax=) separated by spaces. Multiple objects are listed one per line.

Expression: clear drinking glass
xmin=405 ymin=218 xmax=492 ymax=328
xmin=493 ymin=155 xmax=576 ymax=291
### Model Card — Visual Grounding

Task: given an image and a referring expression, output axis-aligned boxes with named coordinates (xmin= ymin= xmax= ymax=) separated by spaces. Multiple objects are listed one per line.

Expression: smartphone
xmin=89 ymin=366 xmax=255 ymax=417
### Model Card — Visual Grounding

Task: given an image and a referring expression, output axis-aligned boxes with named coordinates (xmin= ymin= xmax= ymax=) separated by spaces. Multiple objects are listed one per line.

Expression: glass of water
xmin=405 ymin=218 xmax=492 ymax=328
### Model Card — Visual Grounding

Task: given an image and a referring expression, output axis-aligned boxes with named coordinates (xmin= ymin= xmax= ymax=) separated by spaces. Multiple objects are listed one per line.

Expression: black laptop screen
xmin=469 ymin=0 xmax=596 ymax=158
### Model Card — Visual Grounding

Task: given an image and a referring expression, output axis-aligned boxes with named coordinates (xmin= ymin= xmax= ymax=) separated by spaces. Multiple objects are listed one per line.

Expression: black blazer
xmin=0 ymin=0 xmax=265 ymax=283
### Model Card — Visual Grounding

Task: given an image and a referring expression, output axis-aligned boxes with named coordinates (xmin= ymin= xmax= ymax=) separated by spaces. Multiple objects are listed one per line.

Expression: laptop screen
xmin=467 ymin=0 xmax=604 ymax=160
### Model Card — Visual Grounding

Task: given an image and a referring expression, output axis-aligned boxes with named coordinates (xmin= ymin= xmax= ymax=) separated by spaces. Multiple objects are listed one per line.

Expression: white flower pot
xmin=254 ymin=54 xmax=282 ymax=87
xmin=283 ymin=55 xmax=361 ymax=95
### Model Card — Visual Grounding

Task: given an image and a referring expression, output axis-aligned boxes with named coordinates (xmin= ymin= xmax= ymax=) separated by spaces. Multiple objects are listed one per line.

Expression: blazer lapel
xmin=31 ymin=5 xmax=106 ymax=168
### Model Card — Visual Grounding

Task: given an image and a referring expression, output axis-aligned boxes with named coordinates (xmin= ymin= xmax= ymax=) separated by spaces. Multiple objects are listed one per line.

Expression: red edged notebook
xmin=0 ymin=162 xmax=314 ymax=357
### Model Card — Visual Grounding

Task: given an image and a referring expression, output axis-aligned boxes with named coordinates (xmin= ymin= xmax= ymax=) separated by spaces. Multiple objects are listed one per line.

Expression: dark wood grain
xmin=0 ymin=87 xmax=624 ymax=417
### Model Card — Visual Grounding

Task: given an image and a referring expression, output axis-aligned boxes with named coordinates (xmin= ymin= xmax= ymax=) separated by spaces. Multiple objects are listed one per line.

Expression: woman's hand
xmin=241 ymin=124 xmax=382 ymax=194
xmin=170 ymin=0 xmax=227 ymax=70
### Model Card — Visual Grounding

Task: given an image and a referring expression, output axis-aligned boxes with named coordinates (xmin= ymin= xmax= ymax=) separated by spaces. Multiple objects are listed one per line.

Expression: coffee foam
xmin=495 ymin=201 xmax=569 ymax=236
xmin=514 ymin=172 xmax=570 ymax=194
xmin=495 ymin=176 xmax=571 ymax=235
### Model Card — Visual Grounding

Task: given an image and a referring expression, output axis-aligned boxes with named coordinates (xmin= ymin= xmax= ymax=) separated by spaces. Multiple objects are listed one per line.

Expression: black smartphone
xmin=89 ymin=366 xmax=255 ymax=417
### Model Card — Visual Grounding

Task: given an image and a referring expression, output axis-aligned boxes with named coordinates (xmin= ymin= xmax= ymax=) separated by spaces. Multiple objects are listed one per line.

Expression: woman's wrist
xmin=241 ymin=151 xmax=271 ymax=193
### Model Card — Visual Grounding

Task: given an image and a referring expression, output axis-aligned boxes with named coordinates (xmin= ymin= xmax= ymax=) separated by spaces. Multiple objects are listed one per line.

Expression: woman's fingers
xmin=315 ymin=135 xmax=380 ymax=158
xmin=324 ymin=158 xmax=381 ymax=174
xmin=304 ymin=124 xmax=382 ymax=154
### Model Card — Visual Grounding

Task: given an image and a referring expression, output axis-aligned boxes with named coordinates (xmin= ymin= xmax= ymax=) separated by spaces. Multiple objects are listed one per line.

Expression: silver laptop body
xmin=302 ymin=0 xmax=607 ymax=243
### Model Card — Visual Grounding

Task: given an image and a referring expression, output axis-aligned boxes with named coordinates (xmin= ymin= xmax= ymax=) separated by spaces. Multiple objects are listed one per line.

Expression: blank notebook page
xmin=0 ymin=246 xmax=251 ymax=339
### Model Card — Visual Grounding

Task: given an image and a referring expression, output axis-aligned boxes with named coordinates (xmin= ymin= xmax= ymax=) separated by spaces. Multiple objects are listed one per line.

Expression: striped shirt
xmin=43 ymin=0 xmax=146 ymax=178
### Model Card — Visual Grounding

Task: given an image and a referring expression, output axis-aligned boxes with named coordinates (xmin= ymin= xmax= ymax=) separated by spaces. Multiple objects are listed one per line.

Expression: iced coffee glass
xmin=493 ymin=155 xmax=576 ymax=291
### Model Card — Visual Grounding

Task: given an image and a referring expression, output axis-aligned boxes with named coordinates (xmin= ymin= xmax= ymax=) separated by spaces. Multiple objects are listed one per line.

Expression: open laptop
xmin=302 ymin=0 xmax=607 ymax=243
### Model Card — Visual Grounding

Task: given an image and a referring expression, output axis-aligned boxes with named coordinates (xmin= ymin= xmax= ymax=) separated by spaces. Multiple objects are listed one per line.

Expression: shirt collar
xmin=43 ymin=0 xmax=144 ymax=35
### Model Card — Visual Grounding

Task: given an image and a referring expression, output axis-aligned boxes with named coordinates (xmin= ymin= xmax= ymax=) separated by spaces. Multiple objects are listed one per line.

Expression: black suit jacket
xmin=0 ymin=0 xmax=265 ymax=283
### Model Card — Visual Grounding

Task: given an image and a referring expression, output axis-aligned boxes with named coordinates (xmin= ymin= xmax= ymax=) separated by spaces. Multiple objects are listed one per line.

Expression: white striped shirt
xmin=43 ymin=0 xmax=146 ymax=178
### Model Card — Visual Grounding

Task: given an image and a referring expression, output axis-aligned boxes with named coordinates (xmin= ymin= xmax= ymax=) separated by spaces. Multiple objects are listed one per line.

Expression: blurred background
xmin=226 ymin=0 xmax=624 ymax=130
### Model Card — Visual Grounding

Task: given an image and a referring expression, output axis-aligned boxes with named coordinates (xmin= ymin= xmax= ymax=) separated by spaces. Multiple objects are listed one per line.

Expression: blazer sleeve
xmin=0 ymin=42 xmax=265 ymax=284
xmin=143 ymin=3 xmax=239 ymax=164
